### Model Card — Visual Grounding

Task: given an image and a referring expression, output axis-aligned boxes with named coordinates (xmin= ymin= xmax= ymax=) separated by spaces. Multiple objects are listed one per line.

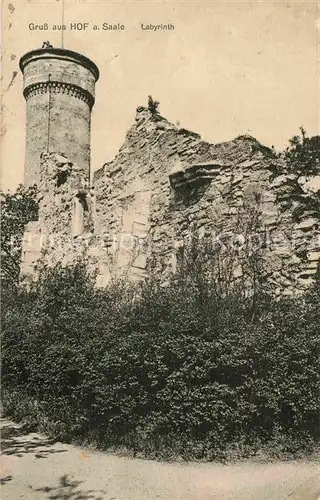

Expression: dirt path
xmin=1 ymin=418 xmax=319 ymax=500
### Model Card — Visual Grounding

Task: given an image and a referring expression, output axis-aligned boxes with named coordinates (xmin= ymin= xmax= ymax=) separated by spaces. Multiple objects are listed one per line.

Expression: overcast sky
xmin=2 ymin=0 xmax=319 ymax=191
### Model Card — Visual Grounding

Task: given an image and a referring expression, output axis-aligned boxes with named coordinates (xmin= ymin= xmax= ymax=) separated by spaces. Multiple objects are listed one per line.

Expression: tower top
xmin=19 ymin=47 xmax=100 ymax=82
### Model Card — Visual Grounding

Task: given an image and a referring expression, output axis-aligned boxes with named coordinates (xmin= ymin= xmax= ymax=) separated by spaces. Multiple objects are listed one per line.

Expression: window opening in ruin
xmin=56 ymin=170 xmax=69 ymax=187
xmin=81 ymin=197 xmax=89 ymax=212
xmin=77 ymin=193 xmax=89 ymax=212
xmin=177 ymin=245 xmax=184 ymax=264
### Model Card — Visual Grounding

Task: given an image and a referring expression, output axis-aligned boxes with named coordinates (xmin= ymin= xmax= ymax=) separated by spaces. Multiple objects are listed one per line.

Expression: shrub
xmin=2 ymin=261 xmax=319 ymax=460
xmin=148 ymin=95 xmax=160 ymax=114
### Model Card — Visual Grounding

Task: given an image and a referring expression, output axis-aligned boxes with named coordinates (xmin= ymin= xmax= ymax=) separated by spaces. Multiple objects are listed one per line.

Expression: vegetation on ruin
xmin=2 ymin=255 xmax=320 ymax=461
xmin=279 ymin=128 xmax=320 ymax=221
xmin=0 ymin=184 xmax=38 ymax=295
xmin=148 ymin=95 xmax=160 ymax=114
xmin=283 ymin=127 xmax=320 ymax=176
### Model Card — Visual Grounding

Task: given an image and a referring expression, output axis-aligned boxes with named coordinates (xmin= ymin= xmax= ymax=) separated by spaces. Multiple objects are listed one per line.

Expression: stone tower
xmin=19 ymin=46 xmax=99 ymax=187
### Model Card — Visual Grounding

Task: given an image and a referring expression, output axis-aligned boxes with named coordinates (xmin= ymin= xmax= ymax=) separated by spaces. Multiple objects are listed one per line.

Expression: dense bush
xmin=2 ymin=261 xmax=320 ymax=460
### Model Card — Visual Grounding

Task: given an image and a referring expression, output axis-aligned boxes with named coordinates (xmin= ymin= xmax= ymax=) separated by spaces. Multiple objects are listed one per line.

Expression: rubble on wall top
xmin=133 ymin=108 xmax=276 ymax=159
xmin=93 ymin=106 xmax=280 ymax=184
xmin=135 ymin=106 xmax=200 ymax=137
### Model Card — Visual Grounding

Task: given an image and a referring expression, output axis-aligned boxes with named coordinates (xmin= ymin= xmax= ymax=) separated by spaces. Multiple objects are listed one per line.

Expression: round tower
xmin=19 ymin=46 xmax=99 ymax=186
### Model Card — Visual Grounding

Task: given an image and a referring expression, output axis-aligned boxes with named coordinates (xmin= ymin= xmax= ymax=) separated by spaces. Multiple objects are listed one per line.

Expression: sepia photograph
xmin=1 ymin=0 xmax=320 ymax=498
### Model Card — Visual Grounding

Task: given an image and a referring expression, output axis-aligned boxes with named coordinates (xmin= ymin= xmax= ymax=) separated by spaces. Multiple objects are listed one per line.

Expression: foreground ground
xmin=1 ymin=418 xmax=319 ymax=500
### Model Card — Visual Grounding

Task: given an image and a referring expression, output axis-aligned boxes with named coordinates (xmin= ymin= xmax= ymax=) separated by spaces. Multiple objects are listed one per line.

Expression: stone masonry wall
xmin=93 ymin=107 xmax=319 ymax=294
xmin=21 ymin=107 xmax=320 ymax=294
xmin=20 ymin=152 xmax=97 ymax=283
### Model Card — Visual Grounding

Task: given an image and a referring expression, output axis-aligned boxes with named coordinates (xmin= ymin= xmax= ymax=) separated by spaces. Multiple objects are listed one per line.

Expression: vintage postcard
xmin=1 ymin=0 xmax=319 ymax=499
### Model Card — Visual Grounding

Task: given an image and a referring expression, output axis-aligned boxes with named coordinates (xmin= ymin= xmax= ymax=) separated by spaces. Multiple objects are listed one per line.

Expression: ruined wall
xmin=93 ymin=107 xmax=319 ymax=293
xmin=21 ymin=107 xmax=319 ymax=294
xmin=20 ymin=152 xmax=99 ymax=283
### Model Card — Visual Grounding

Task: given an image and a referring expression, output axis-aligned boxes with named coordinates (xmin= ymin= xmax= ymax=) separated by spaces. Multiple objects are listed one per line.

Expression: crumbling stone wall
xmin=266 ymin=173 xmax=319 ymax=292
xmin=20 ymin=152 xmax=101 ymax=283
xmin=93 ymin=107 xmax=319 ymax=293
xmin=21 ymin=107 xmax=319 ymax=294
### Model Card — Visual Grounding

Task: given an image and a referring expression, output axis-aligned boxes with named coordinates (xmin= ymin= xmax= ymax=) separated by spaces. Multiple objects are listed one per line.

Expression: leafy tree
xmin=283 ymin=127 xmax=320 ymax=176
xmin=1 ymin=184 xmax=38 ymax=292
